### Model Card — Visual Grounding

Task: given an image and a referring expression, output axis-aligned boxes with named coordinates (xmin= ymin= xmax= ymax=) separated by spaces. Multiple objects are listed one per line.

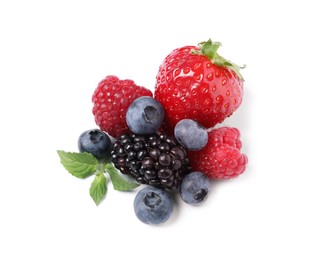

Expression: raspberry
xmin=92 ymin=75 xmax=152 ymax=138
xmin=111 ymin=133 xmax=191 ymax=190
xmin=189 ymin=127 xmax=248 ymax=179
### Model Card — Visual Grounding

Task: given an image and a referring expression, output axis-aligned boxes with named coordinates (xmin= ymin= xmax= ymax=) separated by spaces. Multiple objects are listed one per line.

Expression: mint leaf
xmin=90 ymin=172 xmax=107 ymax=206
xmin=105 ymin=163 xmax=140 ymax=191
xmin=57 ymin=150 xmax=99 ymax=178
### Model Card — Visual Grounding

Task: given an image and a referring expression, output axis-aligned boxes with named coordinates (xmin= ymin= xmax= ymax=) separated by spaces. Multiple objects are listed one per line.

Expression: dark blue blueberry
xmin=78 ymin=129 xmax=111 ymax=159
xmin=134 ymin=186 xmax=173 ymax=225
xmin=174 ymin=119 xmax=208 ymax=151
xmin=180 ymin=171 xmax=211 ymax=205
xmin=126 ymin=96 xmax=164 ymax=135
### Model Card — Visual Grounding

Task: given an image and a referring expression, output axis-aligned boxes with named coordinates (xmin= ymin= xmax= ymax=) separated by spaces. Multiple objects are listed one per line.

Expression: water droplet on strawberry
xmin=207 ymin=73 xmax=213 ymax=81
xmin=216 ymin=95 xmax=223 ymax=103
xmin=195 ymin=74 xmax=201 ymax=81
xmin=193 ymin=62 xmax=202 ymax=71
xmin=203 ymin=98 xmax=211 ymax=106
xmin=201 ymin=85 xmax=208 ymax=93
xmin=183 ymin=67 xmax=190 ymax=74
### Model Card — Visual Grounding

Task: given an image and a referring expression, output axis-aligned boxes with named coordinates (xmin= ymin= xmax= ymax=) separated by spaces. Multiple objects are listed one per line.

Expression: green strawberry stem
xmin=194 ymin=39 xmax=245 ymax=81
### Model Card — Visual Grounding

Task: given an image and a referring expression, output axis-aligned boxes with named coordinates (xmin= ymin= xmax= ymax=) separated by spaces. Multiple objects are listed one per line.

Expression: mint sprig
xmin=57 ymin=150 xmax=140 ymax=205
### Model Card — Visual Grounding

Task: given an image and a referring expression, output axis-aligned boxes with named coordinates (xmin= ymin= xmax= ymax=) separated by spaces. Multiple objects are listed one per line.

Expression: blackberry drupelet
xmin=111 ymin=133 xmax=191 ymax=190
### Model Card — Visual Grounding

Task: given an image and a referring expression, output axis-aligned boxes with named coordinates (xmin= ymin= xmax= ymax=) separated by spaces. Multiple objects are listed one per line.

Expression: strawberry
xmin=189 ymin=126 xmax=248 ymax=179
xmin=154 ymin=39 xmax=245 ymax=132
xmin=92 ymin=75 xmax=152 ymax=138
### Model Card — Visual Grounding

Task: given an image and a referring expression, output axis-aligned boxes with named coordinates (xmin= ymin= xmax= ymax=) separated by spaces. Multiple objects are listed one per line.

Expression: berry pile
xmin=57 ymin=39 xmax=248 ymax=225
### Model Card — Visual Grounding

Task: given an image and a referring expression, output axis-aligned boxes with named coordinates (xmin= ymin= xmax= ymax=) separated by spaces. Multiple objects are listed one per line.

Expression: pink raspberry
xmin=189 ymin=126 xmax=248 ymax=179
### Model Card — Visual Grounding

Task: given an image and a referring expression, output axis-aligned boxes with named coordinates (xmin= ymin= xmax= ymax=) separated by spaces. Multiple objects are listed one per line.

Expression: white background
xmin=1 ymin=0 xmax=321 ymax=259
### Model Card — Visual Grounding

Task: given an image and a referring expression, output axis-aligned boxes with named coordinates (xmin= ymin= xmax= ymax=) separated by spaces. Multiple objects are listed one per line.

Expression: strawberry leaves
xmin=195 ymin=39 xmax=245 ymax=81
xmin=57 ymin=150 xmax=139 ymax=206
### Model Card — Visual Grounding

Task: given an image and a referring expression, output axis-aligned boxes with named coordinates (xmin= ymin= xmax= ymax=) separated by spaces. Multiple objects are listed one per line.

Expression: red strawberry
xmin=92 ymin=75 xmax=152 ymax=138
xmin=189 ymin=126 xmax=248 ymax=179
xmin=155 ymin=39 xmax=245 ymax=132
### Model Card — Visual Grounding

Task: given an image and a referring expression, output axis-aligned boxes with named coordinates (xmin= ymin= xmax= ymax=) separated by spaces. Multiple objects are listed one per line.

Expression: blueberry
xmin=126 ymin=96 xmax=164 ymax=135
xmin=134 ymin=186 xmax=173 ymax=224
xmin=174 ymin=119 xmax=208 ymax=151
xmin=78 ymin=129 xmax=111 ymax=159
xmin=180 ymin=171 xmax=211 ymax=205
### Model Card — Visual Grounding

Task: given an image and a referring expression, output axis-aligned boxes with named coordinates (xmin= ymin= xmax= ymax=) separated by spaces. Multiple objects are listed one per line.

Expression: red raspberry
xmin=189 ymin=126 xmax=248 ymax=179
xmin=92 ymin=75 xmax=152 ymax=138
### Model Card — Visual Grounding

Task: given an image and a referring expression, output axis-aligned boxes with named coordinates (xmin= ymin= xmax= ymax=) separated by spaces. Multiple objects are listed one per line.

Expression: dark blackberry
xmin=111 ymin=133 xmax=191 ymax=190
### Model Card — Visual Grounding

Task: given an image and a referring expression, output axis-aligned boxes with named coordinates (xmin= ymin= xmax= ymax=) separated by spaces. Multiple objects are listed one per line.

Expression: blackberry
xmin=111 ymin=133 xmax=191 ymax=190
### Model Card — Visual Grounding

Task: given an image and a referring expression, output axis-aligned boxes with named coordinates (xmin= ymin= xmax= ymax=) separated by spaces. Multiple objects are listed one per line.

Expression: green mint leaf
xmin=90 ymin=172 xmax=107 ymax=206
xmin=105 ymin=163 xmax=140 ymax=191
xmin=57 ymin=150 xmax=99 ymax=179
